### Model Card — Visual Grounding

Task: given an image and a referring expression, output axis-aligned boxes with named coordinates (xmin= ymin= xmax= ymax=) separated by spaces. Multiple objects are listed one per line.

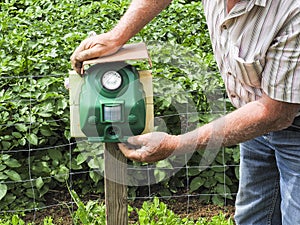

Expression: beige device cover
xmin=69 ymin=42 xmax=154 ymax=138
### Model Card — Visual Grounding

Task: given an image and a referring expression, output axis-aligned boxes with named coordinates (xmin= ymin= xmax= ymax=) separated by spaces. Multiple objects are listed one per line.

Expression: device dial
xmin=101 ymin=71 xmax=122 ymax=90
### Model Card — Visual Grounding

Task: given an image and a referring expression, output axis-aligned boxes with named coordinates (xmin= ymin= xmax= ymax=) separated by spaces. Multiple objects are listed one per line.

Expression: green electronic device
xmin=79 ymin=62 xmax=146 ymax=142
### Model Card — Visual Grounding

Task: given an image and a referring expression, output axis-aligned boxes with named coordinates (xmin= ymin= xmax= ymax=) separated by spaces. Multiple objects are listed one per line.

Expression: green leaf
xmin=188 ymin=167 xmax=201 ymax=176
xmin=12 ymin=132 xmax=22 ymax=139
xmin=1 ymin=154 xmax=10 ymax=161
xmin=87 ymin=157 xmax=104 ymax=173
xmin=1 ymin=141 xmax=11 ymax=150
xmin=204 ymin=176 xmax=218 ymax=188
xmin=0 ymin=184 xmax=7 ymax=200
xmin=214 ymin=184 xmax=233 ymax=200
xmin=189 ymin=176 xmax=205 ymax=192
xmin=154 ymin=169 xmax=168 ymax=183
xmin=38 ymin=112 xmax=52 ymax=117
xmin=211 ymin=164 xmax=227 ymax=172
xmin=156 ymin=159 xmax=173 ymax=168
xmin=48 ymin=148 xmax=63 ymax=161
xmin=0 ymin=172 xmax=8 ymax=180
xmin=70 ymin=158 xmax=83 ymax=170
xmin=1 ymin=193 xmax=16 ymax=206
xmin=76 ymin=153 xmax=89 ymax=165
xmin=212 ymin=195 xmax=225 ymax=206
xmin=58 ymin=99 xmax=68 ymax=110
xmin=53 ymin=165 xmax=69 ymax=182
xmin=89 ymin=171 xmax=102 ymax=183
xmin=5 ymin=170 xmax=22 ymax=181
xmin=36 ymin=177 xmax=44 ymax=190
xmin=200 ymin=170 xmax=215 ymax=177
xmin=11 ymin=215 xmax=25 ymax=225
xmin=39 ymin=185 xmax=49 ymax=198
xmin=0 ymin=165 xmax=7 ymax=171
xmin=40 ymin=126 xmax=53 ymax=136
xmin=4 ymin=158 xmax=21 ymax=168
xmin=235 ymin=166 xmax=240 ymax=180
xmin=15 ymin=124 xmax=28 ymax=132
xmin=18 ymin=138 xmax=27 ymax=146
xmin=215 ymin=172 xmax=233 ymax=185
xmin=27 ymin=133 xmax=38 ymax=145
xmin=158 ymin=188 xmax=172 ymax=197
xmin=26 ymin=188 xmax=38 ymax=199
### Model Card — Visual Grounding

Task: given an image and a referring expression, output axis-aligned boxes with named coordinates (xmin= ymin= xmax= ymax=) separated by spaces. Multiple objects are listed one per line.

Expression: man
xmin=71 ymin=0 xmax=300 ymax=224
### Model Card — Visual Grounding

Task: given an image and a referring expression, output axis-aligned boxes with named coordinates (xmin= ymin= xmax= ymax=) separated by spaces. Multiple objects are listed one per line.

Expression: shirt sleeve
xmin=262 ymin=13 xmax=300 ymax=104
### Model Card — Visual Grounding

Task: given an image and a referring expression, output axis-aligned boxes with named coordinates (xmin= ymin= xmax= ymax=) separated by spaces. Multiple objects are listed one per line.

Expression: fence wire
xmin=0 ymin=73 xmax=239 ymax=222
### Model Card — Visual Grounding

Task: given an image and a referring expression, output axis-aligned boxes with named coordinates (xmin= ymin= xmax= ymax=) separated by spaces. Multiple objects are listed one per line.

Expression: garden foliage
xmin=0 ymin=0 xmax=239 ymax=211
xmin=0 ymin=197 xmax=234 ymax=224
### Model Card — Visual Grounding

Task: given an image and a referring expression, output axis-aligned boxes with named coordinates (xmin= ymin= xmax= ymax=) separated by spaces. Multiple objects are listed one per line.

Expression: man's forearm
xmin=176 ymin=94 xmax=300 ymax=153
xmin=110 ymin=0 xmax=172 ymax=45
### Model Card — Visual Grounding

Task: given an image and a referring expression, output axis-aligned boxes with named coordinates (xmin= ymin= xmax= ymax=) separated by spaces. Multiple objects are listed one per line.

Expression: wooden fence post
xmin=104 ymin=143 xmax=128 ymax=225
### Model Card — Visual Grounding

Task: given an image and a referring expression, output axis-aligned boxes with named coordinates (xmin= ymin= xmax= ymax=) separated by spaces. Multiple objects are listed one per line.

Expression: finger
xmin=71 ymin=45 xmax=120 ymax=75
xmin=118 ymin=143 xmax=141 ymax=161
xmin=127 ymin=136 xmax=142 ymax=146
xmin=75 ymin=44 xmax=105 ymax=62
xmin=76 ymin=44 xmax=121 ymax=62
xmin=70 ymin=38 xmax=92 ymax=72
xmin=70 ymin=49 xmax=83 ymax=74
xmin=73 ymin=62 xmax=83 ymax=75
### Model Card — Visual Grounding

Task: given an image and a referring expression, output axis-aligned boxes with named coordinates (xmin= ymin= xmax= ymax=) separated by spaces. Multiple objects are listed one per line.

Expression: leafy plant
xmin=136 ymin=197 xmax=200 ymax=225
xmin=0 ymin=196 xmax=234 ymax=224
xmin=137 ymin=197 xmax=182 ymax=224
xmin=0 ymin=214 xmax=55 ymax=225
xmin=69 ymin=189 xmax=106 ymax=225
xmin=133 ymin=197 xmax=234 ymax=225
xmin=0 ymin=0 xmax=239 ymax=211
xmin=0 ymin=0 xmax=128 ymax=210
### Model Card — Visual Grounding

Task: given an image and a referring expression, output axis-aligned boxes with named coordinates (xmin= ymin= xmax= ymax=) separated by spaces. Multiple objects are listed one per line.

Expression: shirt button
xmin=222 ymin=25 xmax=228 ymax=30
xmin=230 ymin=94 xmax=237 ymax=98
xmin=227 ymin=71 xmax=233 ymax=76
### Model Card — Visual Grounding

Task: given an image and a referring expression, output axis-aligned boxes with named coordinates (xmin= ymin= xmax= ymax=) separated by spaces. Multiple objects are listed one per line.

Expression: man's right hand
xmin=70 ymin=0 xmax=173 ymax=75
xmin=70 ymin=32 xmax=122 ymax=74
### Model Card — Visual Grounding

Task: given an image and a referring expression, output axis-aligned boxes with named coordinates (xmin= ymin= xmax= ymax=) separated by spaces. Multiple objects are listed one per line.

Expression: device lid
xmin=82 ymin=42 xmax=152 ymax=68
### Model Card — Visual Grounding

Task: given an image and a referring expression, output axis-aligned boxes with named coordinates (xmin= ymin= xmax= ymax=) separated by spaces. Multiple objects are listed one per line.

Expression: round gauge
xmin=101 ymin=71 xmax=122 ymax=90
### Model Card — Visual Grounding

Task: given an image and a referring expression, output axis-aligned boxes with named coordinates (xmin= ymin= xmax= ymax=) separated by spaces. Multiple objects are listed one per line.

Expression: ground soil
xmin=24 ymin=193 xmax=235 ymax=224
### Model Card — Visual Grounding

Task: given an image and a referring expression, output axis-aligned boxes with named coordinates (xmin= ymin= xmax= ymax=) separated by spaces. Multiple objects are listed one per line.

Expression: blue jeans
xmin=235 ymin=129 xmax=300 ymax=225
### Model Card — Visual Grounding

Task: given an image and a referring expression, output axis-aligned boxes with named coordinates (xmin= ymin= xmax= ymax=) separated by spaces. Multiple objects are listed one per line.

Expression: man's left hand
xmin=118 ymin=132 xmax=178 ymax=163
xmin=70 ymin=32 xmax=122 ymax=74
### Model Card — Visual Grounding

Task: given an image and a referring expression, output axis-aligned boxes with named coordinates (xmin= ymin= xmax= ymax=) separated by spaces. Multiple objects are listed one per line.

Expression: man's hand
xmin=70 ymin=0 xmax=173 ymax=74
xmin=118 ymin=132 xmax=179 ymax=163
xmin=70 ymin=32 xmax=122 ymax=74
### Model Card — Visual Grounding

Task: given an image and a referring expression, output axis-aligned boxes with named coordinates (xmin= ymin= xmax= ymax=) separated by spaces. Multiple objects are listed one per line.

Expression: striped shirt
xmin=202 ymin=0 xmax=300 ymax=108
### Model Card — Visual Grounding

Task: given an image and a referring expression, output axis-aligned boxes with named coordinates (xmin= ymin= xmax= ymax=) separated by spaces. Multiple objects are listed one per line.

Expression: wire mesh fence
xmin=0 ymin=70 xmax=240 ymax=222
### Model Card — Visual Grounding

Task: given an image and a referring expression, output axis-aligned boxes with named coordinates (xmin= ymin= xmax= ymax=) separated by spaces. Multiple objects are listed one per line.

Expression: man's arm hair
xmin=110 ymin=0 xmax=173 ymax=45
